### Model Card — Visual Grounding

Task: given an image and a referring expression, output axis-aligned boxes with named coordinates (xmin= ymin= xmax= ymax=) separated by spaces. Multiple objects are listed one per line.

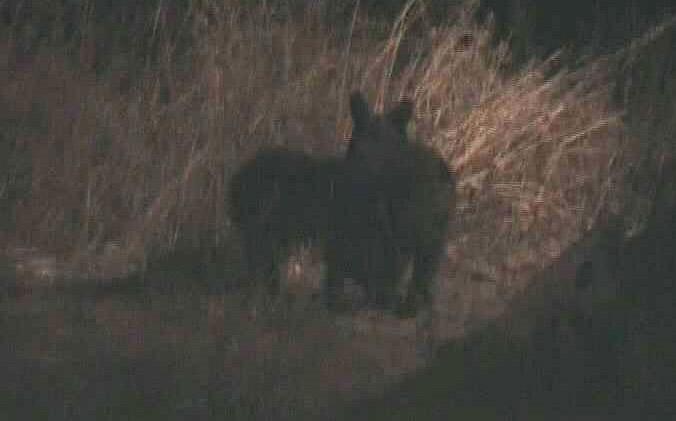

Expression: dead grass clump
xmin=0 ymin=1 xmax=360 ymax=280
xmin=0 ymin=0 xmax=670 ymax=330
xmin=350 ymin=1 xmax=665 ymax=337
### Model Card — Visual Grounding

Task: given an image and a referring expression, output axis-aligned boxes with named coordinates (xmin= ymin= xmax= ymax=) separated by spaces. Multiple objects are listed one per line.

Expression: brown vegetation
xmin=2 ymin=1 xmax=669 ymax=332
xmin=1 ymin=0 xmax=675 ymax=418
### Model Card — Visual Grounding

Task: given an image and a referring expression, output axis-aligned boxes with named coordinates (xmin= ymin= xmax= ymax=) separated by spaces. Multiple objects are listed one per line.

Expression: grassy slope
xmin=1 ymin=0 xmax=675 ymax=419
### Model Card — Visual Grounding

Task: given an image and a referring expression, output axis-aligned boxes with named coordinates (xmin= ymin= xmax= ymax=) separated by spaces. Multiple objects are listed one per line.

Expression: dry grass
xmin=1 ymin=0 xmax=674 ymax=336
xmin=2 ymin=1 xmax=676 ymax=419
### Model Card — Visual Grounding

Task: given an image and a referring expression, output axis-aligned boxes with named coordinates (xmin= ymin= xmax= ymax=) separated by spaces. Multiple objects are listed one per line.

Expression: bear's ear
xmin=386 ymin=99 xmax=413 ymax=135
xmin=350 ymin=91 xmax=371 ymax=131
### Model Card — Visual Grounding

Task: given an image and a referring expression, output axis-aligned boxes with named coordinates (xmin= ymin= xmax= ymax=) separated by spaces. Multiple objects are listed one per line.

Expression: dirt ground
xmin=0 ymin=266 xmax=429 ymax=420
xmin=2 ymin=215 xmax=675 ymax=420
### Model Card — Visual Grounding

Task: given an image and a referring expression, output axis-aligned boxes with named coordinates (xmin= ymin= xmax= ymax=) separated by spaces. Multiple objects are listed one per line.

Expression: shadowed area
xmin=345 ymin=209 xmax=676 ymax=420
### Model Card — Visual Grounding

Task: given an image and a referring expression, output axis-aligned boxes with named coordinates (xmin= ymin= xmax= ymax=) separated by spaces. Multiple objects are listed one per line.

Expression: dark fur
xmin=333 ymin=92 xmax=455 ymax=316
xmin=228 ymin=92 xmax=455 ymax=317
xmin=228 ymin=147 xmax=338 ymax=295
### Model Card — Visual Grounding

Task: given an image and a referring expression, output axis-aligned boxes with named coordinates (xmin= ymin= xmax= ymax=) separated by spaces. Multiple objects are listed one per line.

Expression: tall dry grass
xmin=0 ymin=0 xmax=673 ymax=332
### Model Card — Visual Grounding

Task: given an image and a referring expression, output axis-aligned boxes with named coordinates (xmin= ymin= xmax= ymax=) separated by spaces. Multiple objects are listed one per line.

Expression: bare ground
xmin=1 ymin=214 xmax=675 ymax=420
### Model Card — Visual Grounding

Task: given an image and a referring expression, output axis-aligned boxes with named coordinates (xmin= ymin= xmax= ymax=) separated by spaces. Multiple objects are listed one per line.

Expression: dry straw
xmin=0 ymin=1 xmax=670 ymax=303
